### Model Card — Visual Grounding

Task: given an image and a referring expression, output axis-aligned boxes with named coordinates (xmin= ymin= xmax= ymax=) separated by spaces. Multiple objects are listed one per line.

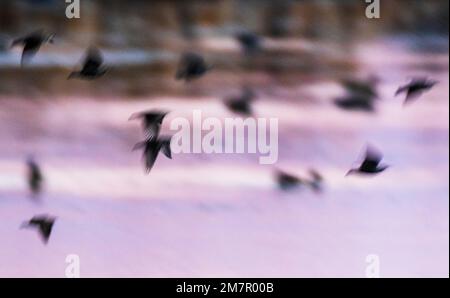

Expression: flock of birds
xmin=4 ymin=29 xmax=439 ymax=244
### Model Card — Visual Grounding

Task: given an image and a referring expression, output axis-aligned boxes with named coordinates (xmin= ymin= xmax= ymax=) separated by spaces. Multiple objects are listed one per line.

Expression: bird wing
xmin=11 ymin=37 xmax=25 ymax=47
xmin=160 ymin=137 xmax=172 ymax=159
xmin=395 ymin=85 xmax=408 ymax=96
xmin=143 ymin=142 xmax=161 ymax=173
xmin=132 ymin=141 xmax=147 ymax=151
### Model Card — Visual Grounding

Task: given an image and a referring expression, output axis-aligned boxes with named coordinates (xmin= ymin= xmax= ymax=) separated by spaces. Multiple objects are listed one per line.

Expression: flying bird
xmin=395 ymin=77 xmax=438 ymax=104
xmin=275 ymin=170 xmax=304 ymax=191
xmin=346 ymin=145 xmax=389 ymax=176
xmin=129 ymin=110 xmax=169 ymax=140
xmin=340 ymin=76 xmax=379 ymax=99
xmin=133 ymin=136 xmax=172 ymax=173
xmin=334 ymin=94 xmax=376 ymax=113
xmin=11 ymin=30 xmax=54 ymax=66
xmin=68 ymin=47 xmax=108 ymax=80
xmin=21 ymin=215 xmax=56 ymax=244
xmin=335 ymin=75 xmax=380 ymax=112
xmin=175 ymin=52 xmax=211 ymax=81
xmin=27 ymin=157 xmax=43 ymax=198
xmin=224 ymin=87 xmax=257 ymax=116
xmin=235 ymin=31 xmax=262 ymax=55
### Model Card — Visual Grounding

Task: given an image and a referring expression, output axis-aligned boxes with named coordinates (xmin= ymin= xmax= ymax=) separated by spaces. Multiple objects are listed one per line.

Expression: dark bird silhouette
xmin=335 ymin=75 xmax=380 ymax=112
xmin=175 ymin=52 xmax=211 ymax=81
xmin=129 ymin=110 xmax=169 ymax=140
xmin=26 ymin=157 xmax=43 ymax=198
xmin=395 ymin=77 xmax=438 ymax=104
xmin=235 ymin=31 xmax=262 ymax=55
xmin=68 ymin=47 xmax=108 ymax=80
xmin=346 ymin=145 xmax=389 ymax=176
xmin=11 ymin=30 xmax=54 ymax=66
xmin=133 ymin=136 xmax=172 ymax=173
xmin=275 ymin=170 xmax=304 ymax=191
xmin=334 ymin=94 xmax=376 ymax=113
xmin=340 ymin=76 xmax=379 ymax=99
xmin=224 ymin=87 xmax=257 ymax=116
xmin=275 ymin=169 xmax=325 ymax=192
xmin=21 ymin=215 xmax=56 ymax=244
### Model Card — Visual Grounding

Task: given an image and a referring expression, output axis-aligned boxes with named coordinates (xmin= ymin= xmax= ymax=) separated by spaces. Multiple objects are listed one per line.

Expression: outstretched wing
xmin=132 ymin=141 xmax=147 ymax=151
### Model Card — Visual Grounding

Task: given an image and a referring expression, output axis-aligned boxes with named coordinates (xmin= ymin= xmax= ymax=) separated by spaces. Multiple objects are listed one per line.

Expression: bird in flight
xmin=395 ymin=77 xmax=438 ymax=104
xmin=11 ymin=29 xmax=54 ymax=66
xmin=68 ymin=47 xmax=108 ymax=80
xmin=133 ymin=136 xmax=172 ymax=173
xmin=21 ymin=215 xmax=56 ymax=244
xmin=340 ymin=75 xmax=379 ymax=99
xmin=334 ymin=93 xmax=376 ymax=113
xmin=275 ymin=169 xmax=324 ymax=192
xmin=335 ymin=75 xmax=379 ymax=113
xmin=346 ymin=145 xmax=389 ymax=176
xmin=129 ymin=110 xmax=169 ymax=140
xmin=26 ymin=157 xmax=43 ymax=199
xmin=235 ymin=31 xmax=262 ymax=55
xmin=175 ymin=52 xmax=212 ymax=81
xmin=224 ymin=87 xmax=257 ymax=116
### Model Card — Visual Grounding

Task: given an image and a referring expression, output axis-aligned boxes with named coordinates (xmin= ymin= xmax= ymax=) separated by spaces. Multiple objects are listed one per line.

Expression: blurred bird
xmin=175 ymin=52 xmax=211 ymax=81
xmin=275 ymin=169 xmax=324 ymax=192
xmin=334 ymin=94 xmax=376 ymax=113
xmin=395 ymin=77 xmax=438 ymax=104
xmin=275 ymin=170 xmax=304 ymax=191
xmin=235 ymin=31 xmax=263 ymax=55
xmin=21 ymin=215 xmax=56 ymax=244
xmin=129 ymin=110 xmax=169 ymax=140
xmin=68 ymin=47 xmax=108 ymax=80
xmin=133 ymin=136 xmax=172 ymax=173
xmin=10 ymin=29 xmax=54 ymax=66
xmin=340 ymin=76 xmax=379 ymax=99
xmin=346 ymin=145 xmax=389 ymax=176
xmin=26 ymin=157 xmax=43 ymax=198
xmin=335 ymin=75 xmax=379 ymax=112
xmin=224 ymin=87 xmax=257 ymax=116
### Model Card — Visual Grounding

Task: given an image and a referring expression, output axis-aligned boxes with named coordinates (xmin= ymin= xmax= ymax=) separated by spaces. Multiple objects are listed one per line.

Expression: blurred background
xmin=0 ymin=0 xmax=448 ymax=277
